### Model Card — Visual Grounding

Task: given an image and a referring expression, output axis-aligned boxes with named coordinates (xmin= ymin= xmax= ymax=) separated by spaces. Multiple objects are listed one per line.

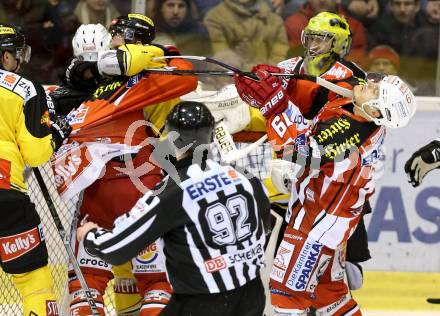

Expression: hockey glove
xmin=270 ymin=159 xmax=305 ymax=194
xmin=118 ymin=44 xmax=167 ymax=76
xmin=404 ymin=139 xmax=440 ymax=187
xmin=50 ymin=115 xmax=72 ymax=151
xmin=65 ymin=58 xmax=101 ymax=91
xmin=234 ymin=64 xmax=288 ymax=118
xmin=49 ymin=86 xmax=89 ymax=116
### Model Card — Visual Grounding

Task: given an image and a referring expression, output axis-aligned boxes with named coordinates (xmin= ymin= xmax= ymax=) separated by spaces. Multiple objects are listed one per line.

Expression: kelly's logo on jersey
xmin=136 ymin=243 xmax=159 ymax=264
xmin=186 ymin=171 xmax=239 ymax=200
xmin=324 ymin=63 xmax=353 ymax=80
xmin=0 ymin=225 xmax=43 ymax=262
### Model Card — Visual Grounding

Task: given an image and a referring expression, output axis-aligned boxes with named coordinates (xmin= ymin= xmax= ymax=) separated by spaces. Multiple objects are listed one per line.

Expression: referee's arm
xmin=82 ymin=189 xmax=180 ymax=265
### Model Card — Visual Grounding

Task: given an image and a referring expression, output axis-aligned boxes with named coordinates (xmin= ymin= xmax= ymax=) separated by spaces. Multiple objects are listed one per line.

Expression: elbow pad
xmin=97 ymin=50 xmax=124 ymax=76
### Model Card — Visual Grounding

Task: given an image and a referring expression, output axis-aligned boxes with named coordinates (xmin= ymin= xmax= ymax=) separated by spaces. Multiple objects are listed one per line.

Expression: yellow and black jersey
xmin=0 ymin=69 xmax=55 ymax=192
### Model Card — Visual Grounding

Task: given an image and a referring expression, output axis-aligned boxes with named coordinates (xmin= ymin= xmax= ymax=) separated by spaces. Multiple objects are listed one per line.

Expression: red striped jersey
xmin=268 ymin=98 xmax=385 ymax=249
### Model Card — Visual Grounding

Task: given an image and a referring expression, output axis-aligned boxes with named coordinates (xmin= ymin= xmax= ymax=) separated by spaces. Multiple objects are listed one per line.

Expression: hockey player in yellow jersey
xmin=0 ymin=24 xmax=71 ymax=315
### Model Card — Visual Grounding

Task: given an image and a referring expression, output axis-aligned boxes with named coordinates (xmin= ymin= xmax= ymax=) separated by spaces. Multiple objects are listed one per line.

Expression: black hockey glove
xmin=404 ymin=139 xmax=440 ymax=187
xmin=50 ymin=115 xmax=72 ymax=151
xmin=65 ymin=58 xmax=101 ymax=92
xmin=49 ymin=85 xmax=90 ymax=116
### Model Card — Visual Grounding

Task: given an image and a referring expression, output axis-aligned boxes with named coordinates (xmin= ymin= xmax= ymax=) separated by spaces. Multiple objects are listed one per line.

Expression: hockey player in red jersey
xmin=234 ymin=71 xmax=416 ymax=315
xmin=257 ymin=11 xmax=377 ymax=293
xmin=52 ymin=15 xmax=198 ymax=316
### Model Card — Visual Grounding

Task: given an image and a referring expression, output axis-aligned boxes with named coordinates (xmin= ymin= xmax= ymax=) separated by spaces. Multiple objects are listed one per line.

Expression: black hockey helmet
xmin=109 ymin=14 xmax=155 ymax=44
xmin=165 ymin=101 xmax=215 ymax=150
xmin=0 ymin=24 xmax=31 ymax=68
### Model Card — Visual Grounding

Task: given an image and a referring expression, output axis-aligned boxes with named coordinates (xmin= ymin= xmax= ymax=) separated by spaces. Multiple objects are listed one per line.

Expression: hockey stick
xmin=32 ymin=167 xmax=100 ymax=316
xmin=151 ymin=56 xmax=353 ymax=98
xmin=213 ymin=121 xmax=267 ymax=163
xmin=427 ymin=298 xmax=440 ymax=304
xmin=154 ymin=55 xmax=259 ymax=79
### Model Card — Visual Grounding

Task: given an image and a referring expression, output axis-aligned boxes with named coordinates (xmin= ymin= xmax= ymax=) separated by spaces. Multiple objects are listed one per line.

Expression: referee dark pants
xmin=160 ymin=276 xmax=265 ymax=316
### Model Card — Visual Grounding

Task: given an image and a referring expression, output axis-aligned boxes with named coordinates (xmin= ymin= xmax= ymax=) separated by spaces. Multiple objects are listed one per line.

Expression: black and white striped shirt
xmin=84 ymin=157 xmax=270 ymax=294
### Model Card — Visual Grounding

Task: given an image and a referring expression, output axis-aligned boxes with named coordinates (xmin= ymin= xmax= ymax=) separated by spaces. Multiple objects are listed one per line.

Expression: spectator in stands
xmin=32 ymin=0 xmax=79 ymax=83
xmin=152 ymin=0 xmax=211 ymax=56
xmin=191 ymin=0 xmax=221 ymax=18
xmin=341 ymin=0 xmax=380 ymax=25
xmin=0 ymin=0 xmax=79 ymax=83
xmin=367 ymin=45 xmax=400 ymax=75
xmin=283 ymin=0 xmax=307 ymax=18
xmin=204 ymin=0 xmax=289 ymax=71
xmin=74 ymin=0 xmax=120 ymax=27
xmin=425 ymin=0 xmax=440 ymax=23
xmin=368 ymin=0 xmax=437 ymax=95
xmin=284 ymin=0 xmax=368 ymax=66
xmin=193 ymin=0 xmax=285 ymax=18
xmin=367 ymin=0 xmax=427 ymax=55
xmin=412 ymin=0 xmax=440 ymax=59
xmin=270 ymin=0 xmax=286 ymax=16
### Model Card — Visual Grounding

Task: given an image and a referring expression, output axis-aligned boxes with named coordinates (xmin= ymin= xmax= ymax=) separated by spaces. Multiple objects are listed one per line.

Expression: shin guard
xmin=68 ymin=273 xmax=108 ymax=316
xmin=140 ymin=284 xmax=172 ymax=316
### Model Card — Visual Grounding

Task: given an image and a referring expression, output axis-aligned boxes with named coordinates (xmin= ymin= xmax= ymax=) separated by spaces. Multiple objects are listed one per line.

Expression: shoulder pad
xmin=278 ymin=57 xmax=303 ymax=72
xmin=0 ymin=70 xmax=37 ymax=101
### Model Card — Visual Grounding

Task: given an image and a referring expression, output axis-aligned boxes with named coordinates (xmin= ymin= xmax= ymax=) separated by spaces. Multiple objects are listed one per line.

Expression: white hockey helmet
xmin=363 ymin=75 xmax=416 ymax=128
xmin=72 ymin=24 xmax=111 ymax=61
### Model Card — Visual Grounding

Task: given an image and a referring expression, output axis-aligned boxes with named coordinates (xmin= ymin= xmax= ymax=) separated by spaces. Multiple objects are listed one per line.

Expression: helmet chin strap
xmin=12 ymin=59 xmax=20 ymax=72
xmin=355 ymin=101 xmax=377 ymax=122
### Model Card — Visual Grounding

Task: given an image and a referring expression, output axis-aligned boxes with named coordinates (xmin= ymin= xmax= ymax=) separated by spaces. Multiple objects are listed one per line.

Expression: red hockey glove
xmin=234 ymin=65 xmax=288 ymax=118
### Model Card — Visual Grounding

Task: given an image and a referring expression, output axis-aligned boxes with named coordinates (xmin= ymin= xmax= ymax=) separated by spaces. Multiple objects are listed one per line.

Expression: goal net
xmin=0 ymin=163 xmax=119 ymax=316
xmin=0 ymin=134 xmax=272 ymax=316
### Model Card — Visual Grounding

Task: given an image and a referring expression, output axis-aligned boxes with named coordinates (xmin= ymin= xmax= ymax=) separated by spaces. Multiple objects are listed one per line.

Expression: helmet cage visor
xmin=15 ymin=44 xmax=31 ymax=63
xmin=109 ymin=25 xmax=137 ymax=43
xmin=301 ymin=30 xmax=334 ymax=57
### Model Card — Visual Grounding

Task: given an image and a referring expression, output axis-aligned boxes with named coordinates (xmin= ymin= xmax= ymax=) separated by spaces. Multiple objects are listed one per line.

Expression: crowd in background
xmin=1 ymin=0 xmax=439 ymax=95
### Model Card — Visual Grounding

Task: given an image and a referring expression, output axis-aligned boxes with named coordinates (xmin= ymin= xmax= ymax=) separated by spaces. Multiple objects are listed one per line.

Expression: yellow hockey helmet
xmin=301 ymin=12 xmax=352 ymax=76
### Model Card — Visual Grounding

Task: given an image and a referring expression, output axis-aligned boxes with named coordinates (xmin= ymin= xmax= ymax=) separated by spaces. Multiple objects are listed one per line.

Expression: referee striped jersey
xmin=84 ymin=156 xmax=270 ymax=294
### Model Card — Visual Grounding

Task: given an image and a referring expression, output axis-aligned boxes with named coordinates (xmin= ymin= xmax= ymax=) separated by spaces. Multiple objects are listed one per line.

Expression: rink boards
xmin=364 ymin=98 xmax=440 ymax=273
